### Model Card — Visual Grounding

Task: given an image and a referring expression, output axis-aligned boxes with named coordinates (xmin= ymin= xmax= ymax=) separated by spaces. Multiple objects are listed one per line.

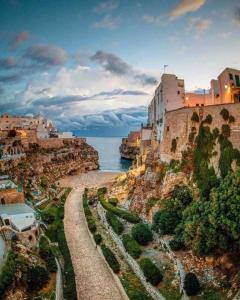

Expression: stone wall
xmin=36 ymin=138 xmax=64 ymax=149
xmin=160 ymin=103 xmax=240 ymax=165
xmin=0 ymin=188 xmax=24 ymax=204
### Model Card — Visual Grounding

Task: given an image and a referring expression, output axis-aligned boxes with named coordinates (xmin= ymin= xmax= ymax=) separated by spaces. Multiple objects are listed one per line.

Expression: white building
xmin=148 ymin=74 xmax=185 ymax=141
xmin=58 ymin=132 xmax=73 ymax=139
xmin=0 ymin=203 xmax=36 ymax=233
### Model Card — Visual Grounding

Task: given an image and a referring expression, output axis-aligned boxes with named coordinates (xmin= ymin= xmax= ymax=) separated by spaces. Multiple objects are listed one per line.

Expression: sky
xmin=0 ymin=0 xmax=240 ymax=136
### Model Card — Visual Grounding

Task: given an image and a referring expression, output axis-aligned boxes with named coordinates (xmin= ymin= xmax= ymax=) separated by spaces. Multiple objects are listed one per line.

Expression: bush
xmin=152 ymin=210 xmax=180 ymax=234
xmin=93 ymin=233 xmax=102 ymax=245
xmin=101 ymin=244 xmax=120 ymax=273
xmin=131 ymin=223 xmax=153 ymax=245
xmin=25 ymin=265 xmax=49 ymax=292
xmin=139 ymin=258 xmax=163 ymax=286
xmin=204 ymin=114 xmax=212 ymax=124
xmin=39 ymin=236 xmax=57 ymax=272
xmin=169 ymin=239 xmax=185 ymax=251
xmin=83 ymin=193 xmax=97 ymax=233
xmin=171 ymin=138 xmax=177 ymax=153
xmin=109 ymin=197 xmax=118 ymax=206
xmin=191 ymin=112 xmax=199 ymax=123
xmin=212 ymin=127 xmax=219 ymax=139
xmin=220 ymin=108 xmax=229 ymax=121
xmin=221 ymin=124 xmax=231 ymax=138
xmin=87 ymin=217 xmax=97 ymax=233
xmin=99 ymin=194 xmax=141 ymax=223
xmin=106 ymin=211 xmax=124 ymax=234
xmin=0 ymin=251 xmax=16 ymax=298
xmin=170 ymin=185 xmax=193 ymax=206
xmin=121 ymin=271 xmax=152 ymax=300
xmin=97 ymin=187 xmax=107 ymax=195
xmin=229 ymin=115 xmax=235 ymax=123
xmin=184 ymin=272 xmax=200 ymax=296
xmin=122 ymin=234 xmax=142 ymax=259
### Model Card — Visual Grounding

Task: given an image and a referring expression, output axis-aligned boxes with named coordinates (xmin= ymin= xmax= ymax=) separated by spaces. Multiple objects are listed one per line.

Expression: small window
xmin=196 ymin=104 xmax=199 ymax=106
xmin=167 ymin=126 xmax=170 ymax=132
xmin=177 ymin=91 xmax=180 ymax=95
xmin=235 ymin=75 xmax=240 ymax=87
xmin=229 ymin=73 xmax=233 ymax=80
xmin=4 ymin=219 xmax=10 ymax=226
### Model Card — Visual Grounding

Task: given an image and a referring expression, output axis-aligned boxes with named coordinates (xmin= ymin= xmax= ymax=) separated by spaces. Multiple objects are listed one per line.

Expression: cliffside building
xmin=148 ymin=67 xmax=240 ymax=143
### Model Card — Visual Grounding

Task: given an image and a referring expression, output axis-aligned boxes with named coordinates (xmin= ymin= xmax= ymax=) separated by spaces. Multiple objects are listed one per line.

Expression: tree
xmin=131 ymin=223 xmax=153 ymax=245
xmin=191 ymin=112 xmax=199 ymax=123
xmin=184 ymin=273 xmax=200 ymax=296
xmin=220 ymin=108 xmax=229 ymax=121
xmin=170 ymin=185 xmax=193 ymax=206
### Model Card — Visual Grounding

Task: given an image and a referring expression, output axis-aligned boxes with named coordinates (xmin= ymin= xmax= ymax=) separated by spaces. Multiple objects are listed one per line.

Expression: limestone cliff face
xmin=119 ymin=142 xmax=140 ymax=160
xmin=0 ymin=138 xmax=99 ymax=186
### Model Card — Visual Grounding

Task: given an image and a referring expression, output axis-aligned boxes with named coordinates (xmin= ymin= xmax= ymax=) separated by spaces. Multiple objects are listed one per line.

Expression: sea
xmin=75 ymin=136 xmax=132 ymax=172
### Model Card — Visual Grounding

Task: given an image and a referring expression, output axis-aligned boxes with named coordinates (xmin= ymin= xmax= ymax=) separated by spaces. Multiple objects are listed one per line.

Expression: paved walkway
xmin=63 ymin=171 xmax=126 ymax=300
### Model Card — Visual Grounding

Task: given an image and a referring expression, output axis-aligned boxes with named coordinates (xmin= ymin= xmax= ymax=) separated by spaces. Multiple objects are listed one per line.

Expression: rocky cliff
xmin=119 ymin=142 xmax=140 ymax=160
xmin=0 ymin=138 xmax=99 ymax=187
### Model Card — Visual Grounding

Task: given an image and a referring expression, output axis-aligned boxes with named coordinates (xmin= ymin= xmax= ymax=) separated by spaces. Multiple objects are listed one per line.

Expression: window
xmin=167 ymin=126 xmax=170 ymax=132
xmin=229 ymin=73 xmax=233 ymax=80
xmin=4 ymin=219 xmax=10 ymax=226
xmin=235 ymin=75 xmax=240 ymax=87
xmin=177 ymin=91 xmax=180 ymax=94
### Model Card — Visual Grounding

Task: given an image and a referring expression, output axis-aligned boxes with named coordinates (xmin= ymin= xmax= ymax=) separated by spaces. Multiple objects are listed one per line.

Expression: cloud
xmin=93 ymin=15 xmax=119 ymax=30
xmin=91 ymin=50 xmax=131 ymax=75
xmin=93 ymin=1 xmax=118 ymax=14
xmin=143 ymin=15 xmax=164 ymax=26
xmin=30 ymin=88 xmax=149 ymax=106
xmin=189 ymin=17 xmax=212 ymax=35
xmin=24 ymin=44 xmax=67 ymax=66
xmin=0 ymin=57 xmax=17 ymax=69
xmin=91 ymin=50 xmax=157 ymax=85
xmin=169 ymin=0 xmax=207 ymax=20
xmin=0 ymin=74 xmax=21 ymax=83
xmin=235 ymin=7 xmax=240 ymax=24
xmin=12 ymin=31 xmax=30 ymax=48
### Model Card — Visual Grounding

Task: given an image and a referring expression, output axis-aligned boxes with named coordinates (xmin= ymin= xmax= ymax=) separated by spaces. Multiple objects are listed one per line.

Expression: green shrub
xmin=106 ymin=211 xmax=124 ymax=234
xmin=139 ymin=258 xmax=163 ymax=286
xmin=87 ymin=217 xmax=97 ymax=233
xmin=229 ymin=115 xmax=235 ymax=123
xmin=170 ymin=185 xmax=193 ymax=206
xmin=184 ymin=272 xmax=200 ymax=296
xmin=131 ymin=223 xmax=153 ymax=245
xmin=122 ymin=234 xmax=142 ymax=259
xmin=0 ymin=251 xmax=16 ymax=298
xmin=25 ymin=265 xmax=49 ymax=292
xmin=221 ymin=124 xmax=231 ymax=138
xmin=39 ymin=236 xmax=57 ymax=272
xmin=212 ymin=127 xmax=219 ymax=139
xmin=99 ymin=194 xmax=141 ymax=223
xmin=152 ymin=210 xmax=180 ymax=234
xmin=169 ymin=239 xmax=185 ymax=251
xmin=93 ymin=233 xmax=102 ymax=245
xmin=204 ymin=114 xmax=212 ymax=124
xmin=97 ymin=187 xmax=107 ymax=195
xmin=109 ymin=197 xmax=118 ymax=206
xmin=101 ymin=244 xmax=120 ymax=273
xmin=121 ymin=271 xmax=152 ymax=300
xmin=191 ymin=112 xmax=199 ymax=123
xmin=220 ymin=108 xmax=229 ymax=121
xmin=171 ymin=138 xmax=177 ymax=153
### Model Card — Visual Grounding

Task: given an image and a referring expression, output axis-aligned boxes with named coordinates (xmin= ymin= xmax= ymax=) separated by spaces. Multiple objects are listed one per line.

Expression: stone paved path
xmin=62 ymin=171 xmax=126 ymax=300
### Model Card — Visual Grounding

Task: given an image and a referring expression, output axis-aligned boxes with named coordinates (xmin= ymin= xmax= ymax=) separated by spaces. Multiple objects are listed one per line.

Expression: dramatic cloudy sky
xmin=0 ymin=0 xmax=240 ymax=136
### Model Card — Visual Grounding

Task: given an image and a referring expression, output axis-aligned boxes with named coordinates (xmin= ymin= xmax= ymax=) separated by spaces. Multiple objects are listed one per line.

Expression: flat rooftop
xmin=0 ymin=180 xmax=17 ymax=190
xmin=0 ymin=203 xmax=34 ymax=215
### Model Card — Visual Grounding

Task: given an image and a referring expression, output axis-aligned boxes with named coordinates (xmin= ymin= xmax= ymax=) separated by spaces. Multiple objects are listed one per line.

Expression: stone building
xmin=0 ymin=179 xmax=24 ymax=205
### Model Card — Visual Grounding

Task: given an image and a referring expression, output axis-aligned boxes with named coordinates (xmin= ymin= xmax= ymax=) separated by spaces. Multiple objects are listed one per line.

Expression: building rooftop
xmin=0 ymin=180 xmax=17 ymax=190
xmin=0 ymin=203 xmax=34 ymax=215
xmin=0 ymin=203 xmax=35 ymax=232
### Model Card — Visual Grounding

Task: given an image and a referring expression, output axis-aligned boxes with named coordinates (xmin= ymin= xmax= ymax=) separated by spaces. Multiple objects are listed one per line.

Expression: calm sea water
xmin=85 ymin=137 xmax=132 ymax=172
